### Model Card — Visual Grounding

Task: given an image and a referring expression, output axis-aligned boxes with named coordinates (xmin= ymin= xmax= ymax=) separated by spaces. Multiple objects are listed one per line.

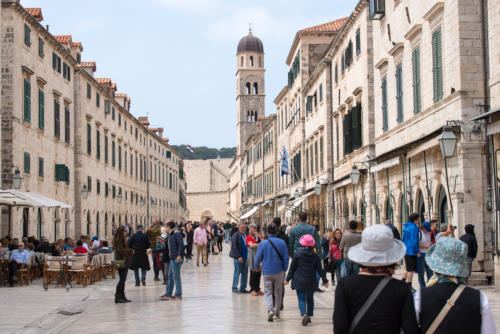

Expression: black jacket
xmin=459 ymin=224 xmax=478 ymax=259
xmin=285 ymin=248 xmax=327 ymax=291
xmin=127 ymin=231 xmax=150 ymax=270
xmin=386 ymin=223 xmax=401 ymax=240
xmin=229 ymin=231 xmax=245 ymax=259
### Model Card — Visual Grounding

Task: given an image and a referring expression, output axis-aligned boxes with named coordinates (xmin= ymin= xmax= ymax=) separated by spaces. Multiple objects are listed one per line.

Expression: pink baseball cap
xmin=300 ymin=234 xmax=315 ymax=248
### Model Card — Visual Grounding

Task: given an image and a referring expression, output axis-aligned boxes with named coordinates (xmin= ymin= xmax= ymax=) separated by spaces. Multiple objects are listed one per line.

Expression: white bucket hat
xmin=348 ymin=224 xmax=406 ymax=267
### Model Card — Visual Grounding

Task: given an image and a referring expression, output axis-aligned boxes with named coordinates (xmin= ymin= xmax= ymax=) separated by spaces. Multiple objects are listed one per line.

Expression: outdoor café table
xmin=44 ymin=255 xmax=75 ymax=291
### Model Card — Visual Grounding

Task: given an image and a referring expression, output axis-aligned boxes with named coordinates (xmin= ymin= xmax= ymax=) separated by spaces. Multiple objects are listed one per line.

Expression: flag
xmin=186 ymin=145 xmax=195 ymax=153
xmin=280 ymin=146 xmax=289 ymax=176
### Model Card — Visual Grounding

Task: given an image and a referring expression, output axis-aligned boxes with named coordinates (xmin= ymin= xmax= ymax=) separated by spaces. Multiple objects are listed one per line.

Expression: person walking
xmin=328 ymin=229 xmax=343 ymax=285
xmin=333 ymin=224 xmax=419 ymax=334
xmin=415 ymin=237 xmax=495 ymax=333
xmin=160 ymin=222 xmax=184 ymax=301
xmin=127 ymin=225 xmax=150 ymax=287
xmin=340 ymin=220 xmax=362 ymax=277
xmin=418 ymin=221 xmax=433 ymax=288
xmin=254 ymin=223 xmax=289 ymax=322
xmin=402 ymin=213 xmax=420 ymax=291
xmin=321 ymin=228 xmax=333 ymax=281
xmin=459 ymin=224 xmax=478 ymax=281
xmin=186 ymin=223 xmax=194 ymax=260
xmin=193 ymin=220 xmax=208 ymax=267
xmin=216 ymin=223 xmax=224 ymax=253
xmin=230 ymin=222 xmax=249 ymax=293
xmin=113 ymin=226 xmax=132 ymax=303
xmin=285 ymin=234 xmax=328 ymax=326
xmin=151 ymin=227 xmax=169 ymax=284
xmin=246 ymin=223 xmax=263 ymax=296
xmin=224 ymin=221 xmax=232 ymax=243
xmin=146 ymin=221 xmax=162 ymax=281
xmin=288 ymin=212 xmax=321 ymax=257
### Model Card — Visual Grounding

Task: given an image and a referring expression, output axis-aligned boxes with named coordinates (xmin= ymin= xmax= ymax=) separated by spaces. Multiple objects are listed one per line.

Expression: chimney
xmin=157 ymin=128 xmax=163 ymax=138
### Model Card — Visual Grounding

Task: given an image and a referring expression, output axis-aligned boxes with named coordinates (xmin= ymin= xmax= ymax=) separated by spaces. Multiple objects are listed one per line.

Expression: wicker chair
xmin=102 ymin=253 xmax=116 ymax=279
xmin=16 ymin=263 xmax=30 ymax=286
xmin=29 ymin=254 xmax=41 ymax=281
xmin=67 ymin=256 xmax=90 ymax=287
xmin=43 ymin=256 xmax=64 ymax=289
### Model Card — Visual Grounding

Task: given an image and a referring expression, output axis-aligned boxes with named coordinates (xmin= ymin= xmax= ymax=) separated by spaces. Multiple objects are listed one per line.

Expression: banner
xmin=280 ymin=146 xmax=289 ymax=176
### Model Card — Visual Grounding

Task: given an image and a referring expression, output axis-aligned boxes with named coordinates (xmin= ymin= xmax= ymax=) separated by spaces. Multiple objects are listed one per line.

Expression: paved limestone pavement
xmin=4 ymin=249 xmax=500 ymax=334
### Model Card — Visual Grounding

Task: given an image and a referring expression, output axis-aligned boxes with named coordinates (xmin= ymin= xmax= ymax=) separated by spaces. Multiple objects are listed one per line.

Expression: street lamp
xmin=117 ymin=190 xmax=122 ymax=204
xmin=294 ymin=188 xmax=301 ymax=199
xmin=314 ymin=181 xmax=322 ymax=196
xmin=12 ymin=168 xmax=23 ymax=189
xmin=81 ymin=184 xmax=88 ymax=199
xmin=350 ymin=165 xmax=361 ymax=185
xmin=438 ymin=126 xmax=456 ymax=217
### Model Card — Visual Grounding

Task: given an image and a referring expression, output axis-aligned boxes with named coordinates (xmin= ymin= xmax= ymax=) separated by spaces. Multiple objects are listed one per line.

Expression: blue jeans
xmin=232 ymin=259 xmax=248 ymax=291
xmin=297 ymin=291 xmax=314 ymax=316
xmin=342 ymin=259 xmax=359 ymax=277
xmin=166 ymin=259 xmax=183 ymax=297
xmin=418 ymin=253 xmax=433 ymax=288
xmin=133 ymin=268 xmax=146 ymax=284
xmin=225 ymin=229 xmax=230 ymax=243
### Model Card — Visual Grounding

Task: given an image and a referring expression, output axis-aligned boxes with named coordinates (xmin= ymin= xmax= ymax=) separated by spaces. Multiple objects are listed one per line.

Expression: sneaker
xmin=302 ymin=315 xmax=311 ymax=326
xmin=141 ymin=279 xmax=146 ymax=286
xmin=239 ymin=289 xmax=250 ymax=294
xmin=159 ymin=295 xmax=172 ymax=300
xmin=171 ymin=296 xmax=182 ymax=301
xmin=257 ymin=290 xmax=264 ymax=295
xmin=232 ymin=289 xmax=239 ymax=294
xmin=274 ymin=314 xmax=280 ymax=321
xmin=268 ymin=311 xmax=274 ymax=322
xmin=251 ymin=291 xmax=258 ymax=296
xmin=154 ymin=277 xmax=160 ymax=281
xmin=135 ymin=283 xmax=140 ymax=287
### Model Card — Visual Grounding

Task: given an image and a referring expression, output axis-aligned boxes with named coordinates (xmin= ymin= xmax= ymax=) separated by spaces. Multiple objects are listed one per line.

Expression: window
xmin=105 ymin=182 xmax=109 ymax=197
xmin=38 ymin=89 xmax=44 ymax=129
xmin=412 ymin=47 xmax=422 ymax=114
xmin=253 ymin=83 xmax=258 ymax=94
xmin=118 ymin=146 xmax=122 ymax=170
xmin=112 ymin=141 xmax=116 ymax=167
xmin=86 ymin=124 xmax=91 ymax=154
xmin=335 ymin=63 xmax=338 ymax=83
xmin=245 ymin=82 xmax=251 ymax=94
xmin=62 ymin=63 xmax=71 ymax=81
xmin=355 ymin=29 xmax=361 ymax=55
xmin=54 ymin=100 xmax=60 ymax=139
xmin=341 ymin=54 xmax=345 ymax=74
xmin=345 ymin=40 xmax=353 ymax=68
xmin=23 ymin=78 xmax=31 ymax=123
xmin=319 ymin=84 xmax=323 ymax=102
xmin=24 ymin=24 xmax=31 ymax=47
xmin=124 ymin=120 xmax=127 ymax=131
xmin=96 ymin=180 xmax=100 ymax=195
xmin=250 ymin=55 xmax=254 ymax=67
xmin=112 ymin=107 xmax=115 ymax=120
xmin=291 ymin=151 xmax=302 ymax=183
xmin=369 ymin=0 xmax=385 ymax=19
xmin=336 ymin=120 xmax=339 ymax=161
xmin=118 ymin=113 xmax=121 ymax=126
xmin=86 ymin=83 xmax=91 ymax=99
xmin=38 ymin=157 xmax=43 ymax=178
xmin=24 ymin=152 xmax=30 ymax=174
xmin=96 ymin=129 xmax=101 ymax=159
xmin=320 ymin=136 xmax=324 ymax=171
xmin=64 ymin=107 xmax=70 ymax=143
xmin=382 ymin=77 xmax=388 ymax=132
xmin=305 ymin=147 xmax=309 ymax=177
xmin=76 ymin=53 xmax=81 ymax=63
xmin=104 ymin=135 xmax=109 ymax=163
xmin=396 ymin=63 xmax=403 ymax=123
xmin=432 ymin=27 xmax=443 ymax=103
xmin=38 ymin=37 xmax=44 ymax=58
xmin=52 ymin=53 xmax=61 ymax=73
xmin=343 ymin=104 xmax=362 ymax=155
xmin=54 ymin=164 xmax=69 ymax=184
xmin=314 ymin=141 xmax=319 ymax=174
xmin=87 ymin=176 xmax=92 ymax=193
xmin=96 ymin=92 xmax=100 ymax=107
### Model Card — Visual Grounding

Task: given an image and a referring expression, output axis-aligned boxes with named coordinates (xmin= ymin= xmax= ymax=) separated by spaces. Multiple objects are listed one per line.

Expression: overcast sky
xmin=22 ymin=0 xmax=358 ymax=148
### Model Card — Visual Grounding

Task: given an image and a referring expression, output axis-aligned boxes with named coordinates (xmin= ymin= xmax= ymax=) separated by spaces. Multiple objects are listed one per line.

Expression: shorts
xmin=404 ymin=255 xmax=418 ymax=272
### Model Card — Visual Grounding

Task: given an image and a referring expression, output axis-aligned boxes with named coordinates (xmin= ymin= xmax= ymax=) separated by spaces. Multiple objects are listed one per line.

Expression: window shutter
xmin=64 ymin=165 xmax=70 ymax=184
xmin=382 ymin=77 xmax=388 ymax=132
xmin=412 ymin=47 xmax=422 ymax=114
xmin=352 ymin=104 xmax=362 ymax=150
xmin=432 ymin=27 xmax=443 ymax=103
xmin=64 ymin=107 xmax=70 ymax=143
xmin=38 ymin=157 xmax=44 ymax=178
xmin=319 ymin=83 xmax=323 ymax=102
xmin=396 ymin=64 xmax=403 ymax=123
xmin=38 ymin=89 xmax=44 ymax=129
xmin=24 ymin=152 xmax=30 ymax=174
xmin=55 ymin=164 xmax=63 ymax=181
xmin=54 ymin=100 xmax=60 ymax=138
xmin=23 ymin=78 xmax=31 ymax=123
xmin=341 ymin=54 xmax=345 ymax=74
xmin=87 ymin=124 xmax=91 ymax=154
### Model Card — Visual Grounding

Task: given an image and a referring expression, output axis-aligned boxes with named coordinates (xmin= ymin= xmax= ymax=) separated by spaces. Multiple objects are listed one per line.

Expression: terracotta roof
xmin=76 ymin=61 xmax=96 ymax=72
xmin=111 ymin=82 xmax=117 ymax=90
xmin=95 ymin=78 xmax=111 ymax=84
xmin=163 ymin=138 xmax=169 ymax=143
xmin=115 ymin=93 xmax=127 ymax=98
xmin=71 ymin=42 xmax=83 ymax=50
xmin=26 ymin=8 xmax=43 ymax=22
xmin=54 ymin=35 xmax=72 ymax=45
xmin=300 ymin=17 xmax=348 ymax=33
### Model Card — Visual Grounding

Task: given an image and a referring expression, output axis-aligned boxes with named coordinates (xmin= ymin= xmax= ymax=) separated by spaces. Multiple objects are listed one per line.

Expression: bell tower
xmin=236 ymin=27 xmax=265 ymax=156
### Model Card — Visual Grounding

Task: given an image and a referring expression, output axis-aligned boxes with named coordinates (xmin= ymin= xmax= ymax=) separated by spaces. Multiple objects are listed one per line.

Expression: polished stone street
xmin=3 ymin=249 xmax=500 ymax=334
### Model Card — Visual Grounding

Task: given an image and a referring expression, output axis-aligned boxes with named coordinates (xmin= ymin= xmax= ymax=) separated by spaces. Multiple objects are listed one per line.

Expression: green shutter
xmin=432 ymin=27 xmax=443 ymax=103
xmin=396 ymin=64 xmax=403 ymax=123
xmin=319 ymin=83 xmax=323 ymax=102
xmin=24 ymin=152 xmax=30 ymax=174
xmin=382 ymin=77 xmax=388 ymax=132
xmin=38 ymin=89 xmax=44 ymax=129
xmin=38 ymin=157 xmax=43 ymax=178
xmin=54 ymin=100 xmax=60 ymax=138
xmin=412 ymin=47 xmax=422 ymax=114
xmin=23 ymin=78 xmax=31 ymax=123
xmin=52 ymin=53 xmax=57 ymax=70
xmin=64 ymin=166 xmax=70 ymax=184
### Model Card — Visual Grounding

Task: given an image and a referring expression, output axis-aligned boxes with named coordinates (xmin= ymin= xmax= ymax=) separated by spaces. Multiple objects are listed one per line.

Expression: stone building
xmin=185 ymin=158 xmax=231 ymax=222
xmin=0 ymin=1 xmax=186 ymax=241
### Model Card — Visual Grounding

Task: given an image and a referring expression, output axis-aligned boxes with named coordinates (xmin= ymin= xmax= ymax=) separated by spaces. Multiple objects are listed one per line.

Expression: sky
xmin=22 ymin=0 xmax=358 ymax=148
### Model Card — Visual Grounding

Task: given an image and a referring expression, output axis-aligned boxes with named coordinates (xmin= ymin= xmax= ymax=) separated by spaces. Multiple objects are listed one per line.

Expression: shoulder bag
xmin=348 ymin=276 xmax=391 ymax=334
xmin=268 ymin=239 xmax=284 ymax=269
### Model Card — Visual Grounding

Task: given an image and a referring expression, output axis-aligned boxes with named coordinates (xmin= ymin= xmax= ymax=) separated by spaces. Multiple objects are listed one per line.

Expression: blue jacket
xmin=289 ymin=222 xmax=322 ymax=258
xmin=229 ymin=231 xmax=247 ymax=259
xmin=254 ymin=235 xmax=289 ymax=275
xmin=402 ymin=222 xmax=419 ymax=256
xmin=168 ymin=230 xmax=184 ymax=259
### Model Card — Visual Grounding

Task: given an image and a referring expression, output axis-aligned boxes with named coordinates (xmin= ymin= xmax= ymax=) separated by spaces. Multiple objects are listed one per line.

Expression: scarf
xmin=426 ymin=274 xmax=465 ymax=287
xmin=359 ymin=266 xmax=394 ymax=276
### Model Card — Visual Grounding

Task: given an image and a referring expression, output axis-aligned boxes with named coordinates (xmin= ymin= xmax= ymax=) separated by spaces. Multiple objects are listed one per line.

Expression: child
xmin=285 ymin=234 xmax=329 ymax=326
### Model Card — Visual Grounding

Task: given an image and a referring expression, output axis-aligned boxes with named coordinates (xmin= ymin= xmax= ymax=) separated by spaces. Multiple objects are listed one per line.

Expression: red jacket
xmin=329 ymin=240 xmax=342 ymax=260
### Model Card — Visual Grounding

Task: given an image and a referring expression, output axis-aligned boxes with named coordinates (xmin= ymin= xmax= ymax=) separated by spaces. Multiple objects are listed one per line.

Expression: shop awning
xmin=407 ymin=136 xmax=440 ymax=158
xmin=0 ymin=191 xmax=35 ymax=207
xmin=278 ymin=191 xmax=315 ymax=212
xmin=370 ymin=156 xmax=401 ymax=173
xmin=239 ymin=205 xmax=259 ymax=220
xmin=0 ymin=190 xmax=72 ymax=208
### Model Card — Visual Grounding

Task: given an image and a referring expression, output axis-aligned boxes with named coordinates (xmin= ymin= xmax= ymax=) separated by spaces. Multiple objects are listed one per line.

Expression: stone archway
xmin=200 ymin=210 xmax=213 ymax=222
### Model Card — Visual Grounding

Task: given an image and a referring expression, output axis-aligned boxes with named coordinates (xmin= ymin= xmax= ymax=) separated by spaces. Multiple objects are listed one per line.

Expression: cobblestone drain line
xmin=11 ymin=277 xmax=132 ymax=334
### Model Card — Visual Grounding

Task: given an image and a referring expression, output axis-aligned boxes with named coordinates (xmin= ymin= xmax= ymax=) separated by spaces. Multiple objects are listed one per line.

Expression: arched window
xmin=253 ymin=82 xmax=258 ymax=94
xmin=417 ymin=190 xmax=426 ymax=223
xmin=254 ymin=111 xmax=258 ymax=121
xmin=438 ymin=186 xmax=448 ymax=229
xmin=240 ymin=56 xmax=244 ymax=67
xmin=259 ymin=56 xmax=262 ymax=67
xmin=37 ymin=208 xmax=42 ymax=239
xmin=246 ymin=82 xmax=251 ymax=94
xmin=250 ymin=56 xmax=254 ymax=67
xmin=247 ymin=111 xmax=250 ymax=122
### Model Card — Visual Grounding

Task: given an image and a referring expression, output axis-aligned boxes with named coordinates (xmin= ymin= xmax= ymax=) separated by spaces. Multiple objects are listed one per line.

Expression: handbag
xmin=425 ymin=284 xmax=466 ymax=334
xmin=112 ymin=259 xmax=126 ymax=269
xmin=268 ymin=239 xmax=285 ymax=270
xmin=348 ymin=276 xmax=391 ymax=334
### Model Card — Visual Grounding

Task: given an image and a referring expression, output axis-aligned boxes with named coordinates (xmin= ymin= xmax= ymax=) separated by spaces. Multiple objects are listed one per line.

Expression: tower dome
xmin=237 ymin=29 xmax=264 ymax=54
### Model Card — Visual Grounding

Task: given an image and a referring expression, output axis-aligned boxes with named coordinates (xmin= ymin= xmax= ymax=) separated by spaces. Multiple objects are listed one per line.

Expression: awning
xmin=0 ymin=191 xmax=35 ymax=207
xmin=470 ymin=107 xmax=500 ymax=121
xmin=291 ymin=191 xmax=315 ymax=208
xmin=239 ymin=206 xmax=259 ymax=220
xmin=0 ymin=190 xmax=72 ymax=208
xmin=333 ymin=177 xmax=352 ymax=190
xmin=407 ymin=136 xmax=440 ymax=158
xmin=370 ymin=156 xmax=401 ymax=173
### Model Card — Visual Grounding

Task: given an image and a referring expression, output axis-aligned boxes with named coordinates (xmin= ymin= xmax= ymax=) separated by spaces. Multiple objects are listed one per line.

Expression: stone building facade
xmin=0 ymin=1 xmax=186 ymax=241
xmin=185 ymin=159 xmax=231 ymax=223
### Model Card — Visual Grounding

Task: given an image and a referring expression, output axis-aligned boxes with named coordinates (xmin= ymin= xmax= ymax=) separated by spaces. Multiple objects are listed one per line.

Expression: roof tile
xmin=54 ymin=35 xmax=72 ymax=45
xmin=300 ymin=17 xmax=348 ymax=33
xmin=26 ymin=8 xmax=43 ymax=22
